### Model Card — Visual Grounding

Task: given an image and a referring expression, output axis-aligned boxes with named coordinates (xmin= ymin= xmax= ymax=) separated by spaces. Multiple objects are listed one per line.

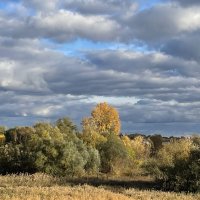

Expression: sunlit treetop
xmin=91 ymin=102 xmax=121 ymax=136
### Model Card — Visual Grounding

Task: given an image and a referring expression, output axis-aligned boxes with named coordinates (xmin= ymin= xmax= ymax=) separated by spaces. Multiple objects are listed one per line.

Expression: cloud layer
xmin=0 ymin=0 xmax=200 ymax=135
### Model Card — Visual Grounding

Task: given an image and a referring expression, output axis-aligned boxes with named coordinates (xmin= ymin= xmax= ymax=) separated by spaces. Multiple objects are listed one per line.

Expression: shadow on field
xmin=67 ymin=176 xmax=160 ymax=191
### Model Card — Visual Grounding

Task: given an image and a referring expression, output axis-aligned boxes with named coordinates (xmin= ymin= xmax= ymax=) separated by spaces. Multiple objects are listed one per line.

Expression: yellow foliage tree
xmin=81 ymin=117 xmax=107 ymax=148
xmin=82 ymin=102 xmax=121 ymax=147
xmin=122 ymin=135 xmax=151 ymax=175
xmin=157 ymin=138 xmax=192 ymax=167
xmin=90 ymin=102 xmax=121 ymax=136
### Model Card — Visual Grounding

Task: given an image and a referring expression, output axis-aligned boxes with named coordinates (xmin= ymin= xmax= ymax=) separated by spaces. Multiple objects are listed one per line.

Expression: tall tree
xmin=83 ymin=102 xmax=121 ymax=137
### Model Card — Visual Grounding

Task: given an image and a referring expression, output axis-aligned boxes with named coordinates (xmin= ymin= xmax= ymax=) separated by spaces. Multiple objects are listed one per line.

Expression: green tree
xmin=30 ymin=122 xmax=100 ymax=176
xmin=149 ymin=134 xmax=163 ymax=155
xmin=0 ymin=119 xmax=101 ymax=177
xmin=56 ymin=117 xmax=78 ymax=140
xmin=98 ymin=134 xmax=128 ymax=175
xmin=145 ymin=137 xmax=200 ymax=192
xmin=84 ymin=146 xmax=100 ymax=175
xmin=0 ymin=127 xmax=36 ymax=174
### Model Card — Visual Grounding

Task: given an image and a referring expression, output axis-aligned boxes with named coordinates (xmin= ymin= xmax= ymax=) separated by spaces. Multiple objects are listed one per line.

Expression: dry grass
xmin=0 ymin=174 xmax=199 ymax=200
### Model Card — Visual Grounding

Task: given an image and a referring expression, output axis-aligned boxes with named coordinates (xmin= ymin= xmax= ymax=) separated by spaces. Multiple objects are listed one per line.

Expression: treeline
xmin=0 ymin=102 xmax=199 ymax=192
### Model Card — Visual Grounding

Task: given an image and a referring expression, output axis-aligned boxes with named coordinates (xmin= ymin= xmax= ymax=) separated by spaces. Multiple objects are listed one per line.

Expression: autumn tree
xmin=81 ymin=117 xmax=106 ymax=148
xmin=0 ymin=126 xmax=5 ymax=144
xmin=82 ymin=102 xmax=121 ymax=138
xmin=122 ymin=135 xmax=151 ymax=175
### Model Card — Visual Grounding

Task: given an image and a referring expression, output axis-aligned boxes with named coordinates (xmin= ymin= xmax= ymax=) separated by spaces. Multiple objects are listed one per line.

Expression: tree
xmin=98 ymin=134 xmax=128 ymax=175
xmin=122 ymin=135 xmax=151 ymax=175
xmin=0 ymin=126 xmax=6 ymax=134
xmin=82 ymin=102 xmax=121 ymax=136
xmin=81 ymin=117 xmax=107 ymax=148
xmin=83 ymin=146 xmax=100 ymax=175
xmin=0 ymin=126 xmax=5 ymax=144
xmin=56 ymin=117 xmax=78 ymax=140
xmin=0 ymin=120 xmax=101 ymax=177
xmin=149 ymin=134 xmax=163 ymax=155
xmin=30 ymin=122 xmax=100 ymax=177
xmin=0 ymin=127 xmax=36 ymax=174
xmin=145 ymin=138 xmax=196 ymax=192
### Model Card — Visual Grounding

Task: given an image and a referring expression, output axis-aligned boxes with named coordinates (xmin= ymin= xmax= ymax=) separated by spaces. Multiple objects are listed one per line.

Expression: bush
xmin=146 ymin=137 xmax=200 ymax=192
xmin=98 ymin=133 xmax=128 ymax=175
xmin=0 ymin=120 xmax=101 ymax=177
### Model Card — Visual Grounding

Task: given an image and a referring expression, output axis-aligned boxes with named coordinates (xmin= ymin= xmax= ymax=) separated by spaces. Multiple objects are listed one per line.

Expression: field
xmin=0 ymin=174 xmax=199 ymax=200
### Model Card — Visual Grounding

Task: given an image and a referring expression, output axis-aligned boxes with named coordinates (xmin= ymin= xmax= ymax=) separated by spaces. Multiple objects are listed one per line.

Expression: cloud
xmin=0 ymin=33 xmax=200 ymax=119
xmin=0 ymin=0 xmax=200 ymax=134
xmin=1 ymin=37 xmax=200 ymax=104
xmin=21 ymin=0 xmax=138 ymax=16
xmin=1 ymin=2 xmax=200 ymax=44
xmin=1 ymin=36 xmax=200 ymax=130
xmin=87 ymin=50 xmax=200 ymax=78
xmin=123 ymin=4 xmax=200 ymax=43
xmin=32 ymin=10 xmax=120 ymax=42
xmin=61 ymin=0 xmax=138 ymax=16
xmin=22 ymin=0 xmax=59 ymax=12
xmin=0 ymin=10 xmax=120 ymax=42
xmin=169 ymin=0 xmax=200 ymax=7
xmin=161 ymin=32 xmax=200 ymax=62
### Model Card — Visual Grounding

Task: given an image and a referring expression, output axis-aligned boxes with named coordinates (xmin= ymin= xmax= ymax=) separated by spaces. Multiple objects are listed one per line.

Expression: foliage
xmin=0 ymin=126 xmax=6 ymax=144
xmin=0 ymin=104 xmax=199 ymax=193
xmin=0 ymin=126 xmax=6 ymax=134
xmin=81 ymin=117 xmax=107 ymax=148
xmin=146 ymin=137 xmax=200 ymax=192
xmin=0 ymin=119 xmax=100 ymax=177
xmin=0 ymin=127 xmax=36 ymax=174
xmin=83 ymin=146 xmax=101 ymax=175
xmin=122 ymin=135 xmax=151 ymax=175
xmin=149 ymin=134 xmax=163 ymax=155
xmin=83 ymin=102 xmax=121 ymax=136
xmin=56 ymin=117 xmax=78 ymax=140
xmin=98 ymin=134 xmax=128 ymax=175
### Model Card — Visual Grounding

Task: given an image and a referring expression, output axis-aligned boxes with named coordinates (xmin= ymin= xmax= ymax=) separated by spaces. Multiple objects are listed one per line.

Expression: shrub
xmin=0 ymin=120 xmax=101 ymax=177
xmin=146 ymin=137 xmax=200 ymax=192
xmin=98 ymin=133 xmax=128 ymax=175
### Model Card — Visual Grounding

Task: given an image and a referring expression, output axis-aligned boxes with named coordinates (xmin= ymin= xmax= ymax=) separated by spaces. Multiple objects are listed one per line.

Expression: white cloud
xmin=32 ymin=10 xmax=120 ymax=41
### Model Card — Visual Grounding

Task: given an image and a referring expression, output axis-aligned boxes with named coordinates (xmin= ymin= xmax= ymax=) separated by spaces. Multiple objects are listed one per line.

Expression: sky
xmin=1 ymin=0 xmax=200 ymax=136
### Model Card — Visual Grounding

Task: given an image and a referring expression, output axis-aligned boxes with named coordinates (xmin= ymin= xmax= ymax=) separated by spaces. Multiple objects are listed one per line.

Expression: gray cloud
xmin=1 ymin=2 xmax=200 ymax=44
xmin=87 ymin=50 xmax=200 ymax=78
xmin=1 ymin=36 xmax=200 ymax=129
xmin=123 ymin=4 xmax=200 ymax=43
xmin=161 ymin=32 xmax=200 ymax=62
xmin=61 ymin=0 xmax=137 ymax=16
xmin=21 ymin=0 xmax=138 ymax=16
xmin=0 ymin=0 xmax=200 ymax=134
xmin=169 ymin=0 xmax=200 ymax=7
xmin=0 ymin=10 xmax=121 ymax=42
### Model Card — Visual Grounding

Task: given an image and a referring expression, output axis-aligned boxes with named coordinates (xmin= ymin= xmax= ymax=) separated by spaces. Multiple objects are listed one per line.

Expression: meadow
xmin=0 ymin=173 xmax=199 ymax=200
xmin=0 ymin=105 xmax=199 ymax=198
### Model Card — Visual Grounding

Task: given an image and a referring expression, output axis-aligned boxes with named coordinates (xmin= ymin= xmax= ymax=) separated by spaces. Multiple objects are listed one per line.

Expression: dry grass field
xmin=0 ymin=174 xmax=199 ymax=200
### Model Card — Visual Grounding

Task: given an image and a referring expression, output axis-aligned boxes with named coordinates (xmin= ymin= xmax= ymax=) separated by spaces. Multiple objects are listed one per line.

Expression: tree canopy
xmin=82 ymin=102 xmax=121 ymax=136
